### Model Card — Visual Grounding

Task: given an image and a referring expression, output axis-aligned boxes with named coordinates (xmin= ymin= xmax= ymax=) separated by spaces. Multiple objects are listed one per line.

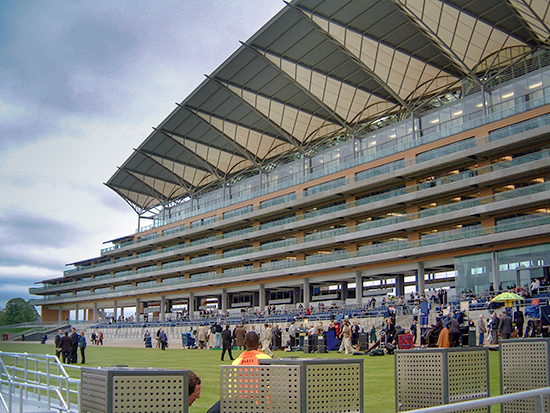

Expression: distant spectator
xmin=221 ymin=325 xmax=234 ymax=361
xmin=59 ymin=332 xmax=72 ymax=364
xmin=158 ymin=329 xmax=168 ymax=350
xmin=70 ymin=328 xmax=80 ymax=363
xmin=79 ymin=331 xmax=87 ymax=364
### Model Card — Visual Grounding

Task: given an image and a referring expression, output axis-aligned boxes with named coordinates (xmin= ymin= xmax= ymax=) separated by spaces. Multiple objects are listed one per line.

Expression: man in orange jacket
xmin=208 ymin=331 xmax=272 ymax=412
xmin=232 ymin=331 xmax=272 ymax=365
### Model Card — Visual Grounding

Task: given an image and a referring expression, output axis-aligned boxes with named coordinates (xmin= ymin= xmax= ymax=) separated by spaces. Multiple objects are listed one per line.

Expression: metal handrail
xmin=0 ymin=351 xmax=80 ymax=412
xmin=402 ymin=386 xmax=550 ymax=413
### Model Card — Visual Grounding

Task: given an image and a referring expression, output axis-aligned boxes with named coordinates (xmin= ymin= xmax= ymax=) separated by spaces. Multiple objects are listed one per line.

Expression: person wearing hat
xmin=477 ymin=314 xmax=487 ymax=346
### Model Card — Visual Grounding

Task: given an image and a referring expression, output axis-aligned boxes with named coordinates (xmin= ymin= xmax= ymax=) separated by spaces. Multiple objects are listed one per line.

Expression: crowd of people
xmin=461 ymin=278 xmax=549 ymax=304
xmin=173 ymin=317 xmax=372 ymax=357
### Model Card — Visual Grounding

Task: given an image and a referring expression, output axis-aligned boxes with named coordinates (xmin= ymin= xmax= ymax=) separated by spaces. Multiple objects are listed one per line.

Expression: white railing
xmin=0 ymin=351 xmax=80 ymax=412
xmin=402 ymin=386 xmax=550 ymax=413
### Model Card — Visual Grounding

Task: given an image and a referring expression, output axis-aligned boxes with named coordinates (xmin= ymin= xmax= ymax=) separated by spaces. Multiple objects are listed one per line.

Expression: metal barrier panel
xmin=220 ymin=365 xmax=301 ymax=413
xmin=500 ymin=338 xmax=550 ymax=413
xmin=259 ymin=358 xmax=364 ymax=413
xmin=80 ymin=367 xmax=189 ymax=413
xmin=306 ymin=362 xmax=363 ymax=413
xmin=395 ymin=348 xmax=489 ymax=412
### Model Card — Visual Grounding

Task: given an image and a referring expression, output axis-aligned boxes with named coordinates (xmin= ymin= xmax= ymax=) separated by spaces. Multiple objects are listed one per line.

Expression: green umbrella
xmin=491 ymin=292 xmax=524 ymax=308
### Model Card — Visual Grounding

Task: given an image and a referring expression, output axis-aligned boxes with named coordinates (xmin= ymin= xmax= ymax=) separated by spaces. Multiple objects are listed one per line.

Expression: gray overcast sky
xmin=0 ymin=1 xmax=285 ymax=308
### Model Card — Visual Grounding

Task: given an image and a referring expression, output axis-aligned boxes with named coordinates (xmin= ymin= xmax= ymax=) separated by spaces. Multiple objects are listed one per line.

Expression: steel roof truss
xmin=153 ymin=127 xmax=225 ymax=181
xmin=117 ymin=167 xmax=168 ymax=207
xmin=291 ymin=1 xmax=415 ymax=113
xmin=134 ymin=148 xmax=194 ymax=194
xmin=242 ymin=41 xmax=353 ymax=133
xmin=392 ymin=0 xmax=483 ymax=87
xmin=209 ymin=75 xmax=303 ymax=152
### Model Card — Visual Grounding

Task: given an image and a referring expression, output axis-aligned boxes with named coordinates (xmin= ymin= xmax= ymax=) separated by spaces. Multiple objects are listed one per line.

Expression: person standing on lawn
xmin=79 ymin=331 xmax=87 ymax=364
xmin=221 ymin=324 xmax=234 ymax=361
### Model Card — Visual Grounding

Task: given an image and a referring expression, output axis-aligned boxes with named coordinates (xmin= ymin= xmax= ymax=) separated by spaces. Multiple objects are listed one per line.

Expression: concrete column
xmin=135 ymin=298 xmax=141 ymax=322
xmin=395 ymin=274 xmax=405 ymax=297
xmin=303 ymin=278 xmax=310 ymax=307
xmin=188 ymin=293 xmax=195 ymax=321
xmin=221 ymin=289 xmax=228 ymax=314
xmin=492 ymin=251 xmax=499 ymax=292
xmin=93 ymin=302 xmax=98 ymax=322
xmin=259 ymin=284 xmax=266 ymax=312
xmin=355 ymin=272 xmax=363 ymax=307
xmin=160 ymin=296 xmax=166 ymax=322
xmin=416 ymin=262 xmax=425 ymax=294
xmin=75 ymin=304 xmax=79 ymax=322
xmin=58 ymin=308 xmax=62 ymax=324
xmin=293 ymin=287 xmax=301 ymax=305
xmin=113 ymin=301 xmax=118 ymax=320
xmin=341 ymin=281 xmax=348 ymax=306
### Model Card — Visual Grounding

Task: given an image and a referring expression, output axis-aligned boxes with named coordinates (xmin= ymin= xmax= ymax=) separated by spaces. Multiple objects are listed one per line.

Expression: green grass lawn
xmin=0 ymin=342 xmax=503 ymax=412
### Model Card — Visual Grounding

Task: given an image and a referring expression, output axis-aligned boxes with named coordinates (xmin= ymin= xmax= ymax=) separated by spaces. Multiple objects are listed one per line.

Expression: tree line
xmin=0 ymin=298 xmax=39 ymax=326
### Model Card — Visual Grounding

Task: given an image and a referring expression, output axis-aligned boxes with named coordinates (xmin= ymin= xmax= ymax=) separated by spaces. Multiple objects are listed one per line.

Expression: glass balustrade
xmin=37 ymin=180 xmax=550 ymax=297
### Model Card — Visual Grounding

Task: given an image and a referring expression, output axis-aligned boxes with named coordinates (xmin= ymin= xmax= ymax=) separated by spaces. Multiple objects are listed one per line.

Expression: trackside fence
xmin=401 ymin=387 xmax=550 ymax=413
xmin=0 ymin=351 xmax=80 ymax=412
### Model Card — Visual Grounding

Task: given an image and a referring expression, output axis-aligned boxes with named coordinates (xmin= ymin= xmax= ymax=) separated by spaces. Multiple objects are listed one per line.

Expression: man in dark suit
xmin=513 ymin=307 xmax=524 ymax=337
xmin=221 ymin=324 xmax=234 ymax=361
xmin=158 ymin=329 xmax=168 ymax=350
xmin=499 ymin=311 xmax=514 ymax=339
xmin=54 ymin=329 xmax=63 ymax=359
xmin=59 ymin=332 xmax=73 ymax=364
xmin=69 ymin=328 xmax=80 ymax=363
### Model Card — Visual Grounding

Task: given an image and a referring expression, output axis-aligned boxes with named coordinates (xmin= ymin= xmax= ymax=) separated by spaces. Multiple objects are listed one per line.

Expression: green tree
xmin=1 ymin=298 xmax=39 ymax=325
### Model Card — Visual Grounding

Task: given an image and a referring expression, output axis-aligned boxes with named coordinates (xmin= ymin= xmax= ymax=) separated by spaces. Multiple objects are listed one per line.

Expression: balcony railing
xmin=30 ymin=186 xmax=550 ymax=300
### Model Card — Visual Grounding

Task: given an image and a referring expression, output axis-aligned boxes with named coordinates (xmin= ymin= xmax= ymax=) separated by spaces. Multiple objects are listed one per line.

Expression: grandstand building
xmin=31 ymin=0 xmax=550 ymax=323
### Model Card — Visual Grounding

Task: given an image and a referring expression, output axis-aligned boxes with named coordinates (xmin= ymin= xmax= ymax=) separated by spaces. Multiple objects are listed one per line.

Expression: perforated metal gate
xmin=80 ymin=367 xmax=189 ymax=413
xmin=220 ymin=365 xmax=301 ymax=413
xmin=306 ymin=363 xmax=363 ymax=412
xmin=500 ymin=338 xmax=550 ymax=413
xmin=395 ymin=348 xmax=489 ymax=412
xmin=220 ymin=358 xmax=363 ymax=413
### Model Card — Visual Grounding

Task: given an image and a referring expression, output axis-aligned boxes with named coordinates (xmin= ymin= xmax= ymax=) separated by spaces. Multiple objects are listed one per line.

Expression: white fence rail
xmin=0 ymin=351 xmax=80 ymax=413
xmin=402 ymin=386 xmax=550 ymax=413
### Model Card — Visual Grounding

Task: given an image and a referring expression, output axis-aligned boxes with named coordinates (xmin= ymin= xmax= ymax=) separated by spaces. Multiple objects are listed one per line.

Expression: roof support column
xmin=303 ymin=278 xmax=310 ymax=308
xmin=355 ymin=272 xmax=363 ymax=307
xmin=416 ymin=262 xmax=425 ymax=295
xmin=221 ymin=288 xmax=228 ymax=315
xmin=341 ymin=281 xmax=348 ymax=306
xmin=135 ymin=298 xmax=141 ymax=323
xmin=113 ymin=301 xmax=118 ymax=321
xmin=259 ymin=284 xmax=266 ymax=313
xmin=160 ymin=296 xmax=166 ymax=322
xmin=188 ymin=292 xmax=195 ymax=321
xmin=492 ymin=252 xmax=499 ymax=293
xmin=396 ymin=274 xmax=405 ymax=298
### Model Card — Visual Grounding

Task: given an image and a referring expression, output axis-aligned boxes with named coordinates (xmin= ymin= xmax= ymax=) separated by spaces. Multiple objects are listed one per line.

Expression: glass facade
xmin=455 ymin=244 xmax=550 ymax=294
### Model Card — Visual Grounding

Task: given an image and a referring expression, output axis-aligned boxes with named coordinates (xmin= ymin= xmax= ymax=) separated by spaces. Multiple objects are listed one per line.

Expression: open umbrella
xmin=491 ymin=292 xmax=524 ymax=308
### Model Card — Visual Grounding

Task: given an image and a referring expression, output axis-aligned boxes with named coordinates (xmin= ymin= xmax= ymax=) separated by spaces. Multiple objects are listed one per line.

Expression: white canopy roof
xmin=106 ymin=0 xmax=550 ymax=214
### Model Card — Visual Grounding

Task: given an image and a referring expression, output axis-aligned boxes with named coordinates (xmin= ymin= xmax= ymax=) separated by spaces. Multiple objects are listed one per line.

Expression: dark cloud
xmin=0 ymin=277 xmax=40 ymax=308
xmin=97 ymin=189 xmax=136 ymax=215
xmin=2 ymin=5 xmax=139 ymax=113
xmin=0 ymin=0 xmax=285 ymax=309
xmin=0 ymin=211 xmax=83 ymax=269
xmin=0 ymin=212 xmax=80 ymax=248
